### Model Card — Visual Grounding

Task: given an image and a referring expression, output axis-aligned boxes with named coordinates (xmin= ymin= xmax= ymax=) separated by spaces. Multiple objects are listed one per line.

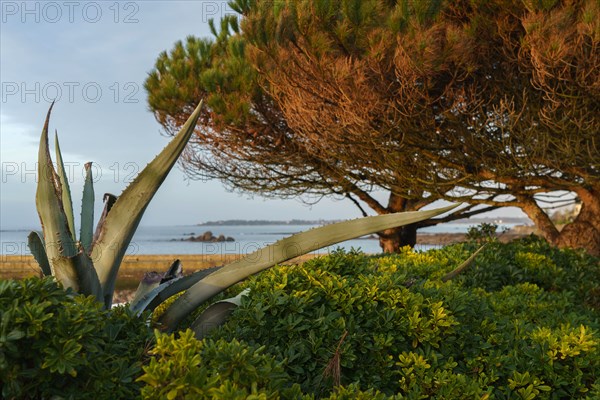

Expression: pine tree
xmin=145 ymin=0 xmax=600 ymax=255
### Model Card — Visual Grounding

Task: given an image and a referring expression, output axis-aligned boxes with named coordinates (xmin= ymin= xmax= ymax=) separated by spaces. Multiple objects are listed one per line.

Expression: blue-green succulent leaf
xmin=27 ymin=231 xmax=51 ymax=276
xmin=91 ymin=101 xmax=203 ymax=306
xmin=80 ymin=162 xmax=95 ymax=253
xmin=35 ymin=104 xmax=79 ymax=289
xmin=130 ymin=266 xmax=221 ymax=315
xmin=54 ymin=132 xmax=75 ymax=241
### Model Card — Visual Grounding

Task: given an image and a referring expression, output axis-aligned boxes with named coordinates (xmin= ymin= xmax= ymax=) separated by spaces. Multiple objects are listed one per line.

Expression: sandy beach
xmin=0 ymin=253 xmax=318 ymax=283
xmin=0 ymin=253 xmax=320 ymax=303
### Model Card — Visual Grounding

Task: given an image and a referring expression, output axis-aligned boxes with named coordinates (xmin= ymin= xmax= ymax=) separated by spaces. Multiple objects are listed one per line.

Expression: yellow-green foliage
xmin=530 ymin=325 xmax=597 ymax=362
xmin=514 ymin=252 xmax=565 ymax=289
xmin=200 ymin=240 xmax=600 ymax=398
xmin=138 ymin=329 xmax=304 ymax=399
xmin=150 ymin=291 xmax=184 ymax=325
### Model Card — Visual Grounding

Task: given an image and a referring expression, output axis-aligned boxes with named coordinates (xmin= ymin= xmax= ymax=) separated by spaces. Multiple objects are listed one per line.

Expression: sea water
xmin=0 ymin=222 xmax=519 ymax=256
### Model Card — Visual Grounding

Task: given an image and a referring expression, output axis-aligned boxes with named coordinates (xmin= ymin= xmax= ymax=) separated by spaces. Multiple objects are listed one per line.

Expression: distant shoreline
xmin=198 ymin=219 xmax=337 ymax=226
xmin=199 ymin=217 xmax=532 ymax=226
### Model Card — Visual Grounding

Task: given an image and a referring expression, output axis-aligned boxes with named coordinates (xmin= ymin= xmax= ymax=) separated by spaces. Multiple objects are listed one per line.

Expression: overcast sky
xmin=0 ymin=0 xmax=526 ymax=230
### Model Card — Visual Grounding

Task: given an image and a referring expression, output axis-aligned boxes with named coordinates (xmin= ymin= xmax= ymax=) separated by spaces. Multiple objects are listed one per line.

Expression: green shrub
xmin=208 ymin=250 xmax=482 ymax=395
xmin=138 ymin=329 xmax=305 ymax=399
xmin=204 ymin=244 xmax=599 ymax=398
xmin=0 ymin=277 xmax=153 ymax=399
xmin=4 ymin=240 xmax=599 ymax=399
xmin=466 ymin=222 xmax=500 ymax=242
xmin=319 ymin=383 xmax=391 ymax=399
xmin=456 ymin=237 xmax=600 ymax=308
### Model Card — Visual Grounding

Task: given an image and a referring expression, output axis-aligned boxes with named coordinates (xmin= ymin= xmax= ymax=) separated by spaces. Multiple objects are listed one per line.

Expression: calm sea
xmin=0 ymin=222 xmax=518 ymax=256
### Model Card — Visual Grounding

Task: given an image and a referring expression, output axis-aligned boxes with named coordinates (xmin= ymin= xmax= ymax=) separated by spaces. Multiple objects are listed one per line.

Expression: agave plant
xmin=28 ymin=101 xmax=203 ymax=309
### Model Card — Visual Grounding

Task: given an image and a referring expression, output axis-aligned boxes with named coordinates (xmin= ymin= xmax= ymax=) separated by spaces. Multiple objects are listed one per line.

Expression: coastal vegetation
xmin=2 ymin=0 xmax=598 ymax=398
xmin=11 ymin=104 xmax=598 ymax=397
xmin=3 ymin=240 xmax=599 ymax=398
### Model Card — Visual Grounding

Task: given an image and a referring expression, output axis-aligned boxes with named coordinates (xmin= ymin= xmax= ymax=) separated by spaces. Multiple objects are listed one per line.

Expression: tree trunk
xmin=520 ymin=189 xmax=600 ymax=257
xmin=378 ymin=225 xmax=418 ymax=253
xmin=375 ymin=192 xmax=422 ymax=253
xmin=373 ymin=190 xmax=492 ymax=253
xmin=554 ymin=188 xmax=600 ymax=257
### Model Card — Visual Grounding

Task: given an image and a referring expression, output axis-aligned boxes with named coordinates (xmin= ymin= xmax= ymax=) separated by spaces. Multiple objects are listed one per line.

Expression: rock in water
xmin=182 ymin=230 xmax=235 ymax=242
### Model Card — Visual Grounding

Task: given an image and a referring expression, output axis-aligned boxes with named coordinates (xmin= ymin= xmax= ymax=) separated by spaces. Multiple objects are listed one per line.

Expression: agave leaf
xmin=93 ymin=193 xmax=117 ymax=244
xmin=91 ymin=101 xmax=203 ymax=305
xmin=129 ymin=267 xmax=222 ymax=316
xmin=36 ymin=104 xmax=79 ymax=290
xmin=69 ymin=252 xmax=103 ymax=301
xmin=158 ymin=204 xmax=459 ymax=331
xmin=27 ymin=231 xmax=51 ymax=276
xmin=191 ymin=289 xmax=250 ymax=339
xmin=36 ymin=104 xmax=77 ymax=257
xmin=161 ymin=259 xmax=183 ymax=283
xmin=54 ymin=132 xmax=76 ymax=241
xmin=441 ymin=244 xmax=486 ymax=282
xmin=49 ymin=256 xmax=80 ymax=291
xmin=130 ymin=260 xmax=182 ymax=308
xmin=41 ymin=251 xmax=101 ymax=299
xmin=130 ymin=272 xmax=164 ymax=309
xmin=80 ymin=162 xmax=95 ymax=253
xmin=33 ymin=250 xmax=102 ymax=300
xmin=146 ymin=267 xmax=222 ymax=312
